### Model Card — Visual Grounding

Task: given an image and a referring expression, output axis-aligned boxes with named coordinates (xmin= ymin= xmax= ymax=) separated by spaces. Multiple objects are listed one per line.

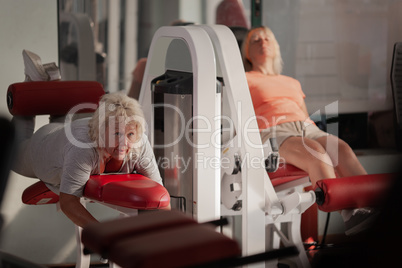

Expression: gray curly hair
xmin=89 ymin=92 xmax=146 ymax=153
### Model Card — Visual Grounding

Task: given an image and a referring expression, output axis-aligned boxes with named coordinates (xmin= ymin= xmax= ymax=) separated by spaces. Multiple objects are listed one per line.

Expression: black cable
xmin=320 ymin=212 xmax=331 ymax=246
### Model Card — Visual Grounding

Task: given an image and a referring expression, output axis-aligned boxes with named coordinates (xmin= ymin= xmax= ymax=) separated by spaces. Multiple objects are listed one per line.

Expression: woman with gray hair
xmin=12 ymin=92 xmax=166 ymax=228
xmin=242 ymin=26 xmax=372 ymax=235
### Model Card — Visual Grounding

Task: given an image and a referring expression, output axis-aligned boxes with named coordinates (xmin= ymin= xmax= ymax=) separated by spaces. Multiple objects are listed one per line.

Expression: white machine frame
xmin=140 ymin=25 xmax=316 ymax=268
xmin=139 ymin=26 xmax=221 ymax=223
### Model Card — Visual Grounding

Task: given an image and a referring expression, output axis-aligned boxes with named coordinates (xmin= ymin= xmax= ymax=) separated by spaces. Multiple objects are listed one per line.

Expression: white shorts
xmin=260 ymin=121 xmax=329 ymax=147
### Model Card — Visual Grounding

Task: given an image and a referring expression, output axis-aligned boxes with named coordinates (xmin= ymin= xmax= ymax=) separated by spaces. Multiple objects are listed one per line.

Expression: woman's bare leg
xmin=315 ymin=135 xmax=367 ymax=177
xmin=314 ymin=135 xmax=373 ymax=235
xmin=279 ymin=136 xmax=336 ymax=186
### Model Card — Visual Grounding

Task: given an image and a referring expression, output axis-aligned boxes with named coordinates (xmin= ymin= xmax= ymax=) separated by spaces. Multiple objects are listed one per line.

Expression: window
xmin=244 ymin=0 xmax=402 ymax=114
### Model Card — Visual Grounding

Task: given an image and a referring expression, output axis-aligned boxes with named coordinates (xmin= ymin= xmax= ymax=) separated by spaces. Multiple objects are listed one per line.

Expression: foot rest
xmin=314 ymin=173 xmax=397 ymax=212
xmin=82 ymin=211 xmax=241 ymax=268
xmin=22 ymin=174 xmax=170 ymax=210
xmin=82 ymin=210 xmax=197 ymax=257
xmin=7 ymin=81 xmax=104 ymax=116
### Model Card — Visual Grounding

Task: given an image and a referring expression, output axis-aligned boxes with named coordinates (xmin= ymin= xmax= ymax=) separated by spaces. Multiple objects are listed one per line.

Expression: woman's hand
xmin=59 ymin=192 xmax=98 ymax=228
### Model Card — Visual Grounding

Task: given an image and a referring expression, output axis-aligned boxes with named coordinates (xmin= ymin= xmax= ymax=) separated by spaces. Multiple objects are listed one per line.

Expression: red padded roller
xmin=314 ymin=173 xmax=397 ymax=212
xmin=84 ymin=174 xmax=170 ymax=210
xmin=7 ymin=81 xmax=104 ymax=116
xmin=22 ymin=181 xmax=59 ymax=205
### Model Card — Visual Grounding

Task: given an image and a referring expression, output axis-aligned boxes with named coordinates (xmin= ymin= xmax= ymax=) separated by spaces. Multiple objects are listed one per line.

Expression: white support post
xmin=107 ymin=0 xmax=120 ymax=92
xmin=59 ymin=12 xmax=96 ymax=81
xmin=124 ymin=0 xmax=137 ymax=91
xmin=75 ymin=199 xmax=91 ymax=268
xmin=200 ymin=26 xmax=273 ymax=265
xmin=140 ymin=26 xmax=220 ymax=223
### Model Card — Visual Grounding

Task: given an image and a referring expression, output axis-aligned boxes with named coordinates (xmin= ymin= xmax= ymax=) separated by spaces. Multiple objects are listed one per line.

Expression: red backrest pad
xmin=84 ymin=174 xmax=170 ymax=210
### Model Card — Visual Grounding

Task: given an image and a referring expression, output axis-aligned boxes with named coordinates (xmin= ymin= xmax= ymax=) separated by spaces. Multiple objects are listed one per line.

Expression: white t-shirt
xmin=28 ymin=118 xmax=162 ymax=197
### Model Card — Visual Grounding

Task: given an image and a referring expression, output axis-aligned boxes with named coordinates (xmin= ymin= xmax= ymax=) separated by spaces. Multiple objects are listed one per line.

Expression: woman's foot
xmin=22 ymin=49 xmax=61 ymax=81
xmin=342 ymin=208 xmax=379 ymax=236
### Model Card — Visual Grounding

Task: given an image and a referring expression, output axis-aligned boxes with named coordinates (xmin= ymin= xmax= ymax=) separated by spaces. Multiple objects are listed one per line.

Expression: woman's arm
xmin=134 ymin=136 xmax=164 ymax=185
xmin=59 ymin=192 xmax=98 ymax=228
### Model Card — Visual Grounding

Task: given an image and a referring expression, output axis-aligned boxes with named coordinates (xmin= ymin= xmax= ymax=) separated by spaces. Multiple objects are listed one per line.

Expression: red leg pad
xmin=22 ymin=181 xmax=59 ymax=205
xmin=84 ymin=174 xmax=170 ymax=210
xmin=82 ymin=210 xmax=196 ymax=257
xmin=107 ymin=222 xmax=241 ymax=268
xmin=7 ymin=81 xmax=104 ymax=116
xmin=315 ymin=173 xmax=397 ymax=212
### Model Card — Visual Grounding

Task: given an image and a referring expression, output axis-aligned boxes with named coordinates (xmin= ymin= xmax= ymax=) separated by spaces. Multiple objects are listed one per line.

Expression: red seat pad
xmin=108 ymin=224 xmax=241 ymax=268
xmin=269 ymin=163 xmax=309 ymax=187
xmin=22 ymin=181 xmax=59 ymax=205
xmin=315 ymin=173 xmax=397 ymax=212
xmin=84 ymin=174 xmax=170 ymax=210
xmin=7 ymin=81 xmax=104 ymax=116
xmin=82 ymin=210 xmax=197 ymax=257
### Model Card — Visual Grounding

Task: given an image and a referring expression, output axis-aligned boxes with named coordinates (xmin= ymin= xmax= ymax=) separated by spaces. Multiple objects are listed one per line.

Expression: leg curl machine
xmin=7 ymin=81 xmax=170 ymax=268
xmin=133 ymin=25 xmax=394 ymax=268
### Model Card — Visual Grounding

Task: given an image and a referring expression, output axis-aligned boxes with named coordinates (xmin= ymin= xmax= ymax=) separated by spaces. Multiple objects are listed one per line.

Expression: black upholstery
xmin=0 ymin=117 xmax=15 ymax=221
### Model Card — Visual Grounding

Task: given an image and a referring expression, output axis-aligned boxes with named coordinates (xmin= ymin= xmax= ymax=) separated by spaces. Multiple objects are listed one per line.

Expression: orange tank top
xmin=245 ymin=71 xmax=314 ymax=130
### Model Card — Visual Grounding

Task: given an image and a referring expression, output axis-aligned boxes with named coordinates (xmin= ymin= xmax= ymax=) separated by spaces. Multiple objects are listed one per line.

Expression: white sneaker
xmin=342 ymin=208 xmax=379 ymax=236
xmin=22 ymin=49 xmax=61 ymax=81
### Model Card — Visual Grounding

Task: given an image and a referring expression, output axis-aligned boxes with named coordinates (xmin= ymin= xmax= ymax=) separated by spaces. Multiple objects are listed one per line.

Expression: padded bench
xmin=82 ymin=210 xmax=299 ymax=268
xmin=82 ymin=211 xmax=241 ymax=268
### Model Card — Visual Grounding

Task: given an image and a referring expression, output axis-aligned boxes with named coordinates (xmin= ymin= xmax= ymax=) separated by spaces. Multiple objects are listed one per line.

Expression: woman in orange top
xmin=242 ymin=26 xmax=370 ymax=235
xmin=242 ymin=26 xmax=367 ymax=186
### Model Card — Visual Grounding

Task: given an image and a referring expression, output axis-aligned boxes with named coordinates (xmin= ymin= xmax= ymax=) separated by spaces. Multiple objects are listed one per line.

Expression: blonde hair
xmin=89 ymin=92 xmax=145 ymax=153
xmin=241 ymin=26 xmax=283 ymax=75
